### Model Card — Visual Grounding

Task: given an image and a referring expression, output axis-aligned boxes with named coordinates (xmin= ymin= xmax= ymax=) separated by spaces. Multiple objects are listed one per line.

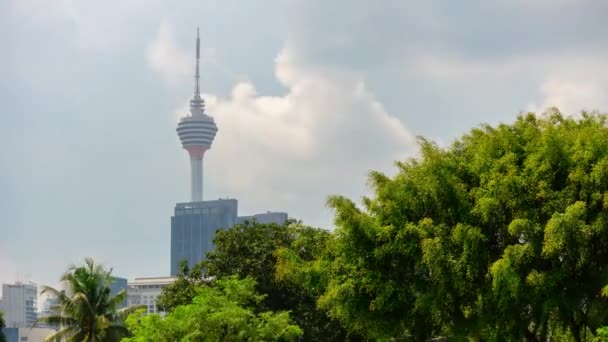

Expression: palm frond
xmin=106 ymin=289 xmax=127 ymax=311
xmin=71 ymin=292 xmax=94 ymax=316
xmin=35 ymin=314 xmax=77 ymax=327
xmin=43 ymin=325 xmax=79 ymax=342
xmin=115 ymin=305 xmax=146 ymax=322
xmin=40 ymin=285 xmax=62 ymax=297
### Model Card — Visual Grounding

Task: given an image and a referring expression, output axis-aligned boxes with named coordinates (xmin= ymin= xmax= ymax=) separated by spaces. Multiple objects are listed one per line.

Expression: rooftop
xmin=175 ymin=198 xmax=237 ymax=209
xmin=128 ymin=277 xmax=177 ymax=286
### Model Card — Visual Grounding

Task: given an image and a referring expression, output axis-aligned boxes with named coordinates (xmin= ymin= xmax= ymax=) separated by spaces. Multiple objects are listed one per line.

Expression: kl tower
xmin=170 ymin=29 xmax=287 ymax=276
xmin=176 ymin=29 xmax=218 ymax=202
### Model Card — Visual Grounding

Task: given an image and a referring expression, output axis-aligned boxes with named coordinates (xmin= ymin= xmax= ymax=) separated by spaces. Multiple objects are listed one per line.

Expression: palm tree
xmin=37 ymin=258 xmax=138 ymax=342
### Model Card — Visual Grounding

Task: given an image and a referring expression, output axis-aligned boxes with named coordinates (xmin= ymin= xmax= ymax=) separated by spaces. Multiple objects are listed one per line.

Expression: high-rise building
xmin=171 ymin=199 xmax=238 ymax=276
xmin=127 ymin=277 xmax=177 ymax=315
xmin=0 ymin=282 xmax=37 ymax=328
xmin=170 ymin=200 xmax=289 ymax=276
xmin=170 ymin=30 xmax=288 ymax=276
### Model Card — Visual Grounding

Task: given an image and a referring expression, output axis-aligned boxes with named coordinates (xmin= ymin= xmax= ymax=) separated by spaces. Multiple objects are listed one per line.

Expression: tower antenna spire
xmin=189 ymin=27 xmax=205 ymax=115
xmin=195 ymin=27 xmax=200 ymax=97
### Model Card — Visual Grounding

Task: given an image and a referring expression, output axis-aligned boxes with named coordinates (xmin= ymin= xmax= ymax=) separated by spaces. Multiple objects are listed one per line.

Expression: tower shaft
xmin=190 ymin=157 xmax=203 ymax=202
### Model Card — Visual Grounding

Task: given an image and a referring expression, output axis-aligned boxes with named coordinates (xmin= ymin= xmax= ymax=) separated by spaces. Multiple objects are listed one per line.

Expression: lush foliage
xmin=156 ymin=260 xmax=207 ymax=312
xmin=205 ymin=220 xmax=294 ymax=310
xmin=124 ymin=276 xmax=302 ymax=341
xmin=278 ymin=111 xmax=608 ymax=341
xmin=204 ymin=220 xmax=357 ymax=341
xmin=37 ymin=258 xmax=137 ymax=342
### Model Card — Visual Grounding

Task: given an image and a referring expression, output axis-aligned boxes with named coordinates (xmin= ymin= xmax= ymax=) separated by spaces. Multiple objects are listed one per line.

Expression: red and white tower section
xmin=177 ymin=29 xmax=218 ymax=202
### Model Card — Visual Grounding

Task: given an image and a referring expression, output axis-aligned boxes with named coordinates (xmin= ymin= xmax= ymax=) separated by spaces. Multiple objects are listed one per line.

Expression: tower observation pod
xmin=176 ymin=28 xmax=218 ymax=202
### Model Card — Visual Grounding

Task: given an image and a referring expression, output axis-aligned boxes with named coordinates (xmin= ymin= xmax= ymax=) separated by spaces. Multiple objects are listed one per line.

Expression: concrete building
xmin=0 ymin=282 xmax=37 ymax=328
xmin=169 ymin=30 xmax=288 ymax=276
xmin=127 ymin=277 xmax=176 ymax=315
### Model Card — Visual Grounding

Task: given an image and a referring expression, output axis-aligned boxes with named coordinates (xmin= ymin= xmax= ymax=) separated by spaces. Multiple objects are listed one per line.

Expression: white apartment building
xmin=0 ymin=282 xmax=38 ymax=328
xmin=127 ymin=277 xmax=176 ymax=315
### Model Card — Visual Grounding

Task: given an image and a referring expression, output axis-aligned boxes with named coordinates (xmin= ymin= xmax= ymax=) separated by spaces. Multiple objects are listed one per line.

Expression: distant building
xmin=39 ymin=296 xmax=59 ymax=317
xmin=127 ymin=277 xmax=177 ymax=315
xmin=36 ymin=296 xmax=59 ymax=329
xmin=2 ymin=327 xmax=55 ymax=342
xmin=109 ymin=276 xmax=128 ymax=309
xmin=0 ymin=282 xmax=37 ymax=328
xmin=236 ymin=212 xmax=289 ymax=225
xmin=170 ymin=199 xmax=237 ymax=276
xmin=170 ymin=199 xmax=288 ymax=276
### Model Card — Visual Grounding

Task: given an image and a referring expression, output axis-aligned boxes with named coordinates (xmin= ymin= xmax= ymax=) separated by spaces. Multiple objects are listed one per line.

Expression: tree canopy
xmin=157 ymin=220 xmax=356 ymax=341
xmin=124 ymin=276 xmax=302 ymax=342
xmin=156 ymin=260 xmax=208 ymax=313
xmin=205 ymin=220 xmax=358 ymax=341
xmin=277 ymin=111 xmax=608 ymax=341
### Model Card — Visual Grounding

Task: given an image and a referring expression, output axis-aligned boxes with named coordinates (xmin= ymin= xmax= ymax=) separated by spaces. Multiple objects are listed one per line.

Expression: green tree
xmin=204 ymin=220 xmax=357 ymax=341
xmin=124 ymin=276 xmax=302 ymax=341
xmin=205 ymin=221 xmax=294 ymax=311
xmin=37 ymin=258 xmax=138 ymax=342
xmin=297 ymin=111 xmax=608 ymax=340
xmin=0 ymin=311 xmax=6 ymax=342
xmin=156 ymin=260 xmax=207 ymax=312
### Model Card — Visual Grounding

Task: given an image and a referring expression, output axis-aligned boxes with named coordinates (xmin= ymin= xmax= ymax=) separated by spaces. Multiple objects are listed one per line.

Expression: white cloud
xmin=147 ymin=20 xmax=192 ymax=84
xmin=525 ymin=55 xmax=608 ymax=115
xmin=408 ymin=51 xmax=608 ymax=116
xmin=163 ymin=38 xmax=415 ymax=225
xmin=196 ymin=47 xmax=415 ymax=226
xmin=528 ymin=79 xmax=607 ymax=115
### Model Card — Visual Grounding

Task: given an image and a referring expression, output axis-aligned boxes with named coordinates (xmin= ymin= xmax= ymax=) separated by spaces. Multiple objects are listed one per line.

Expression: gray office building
xmin=170 ymin=199 xmax=287 ymax=276
xmin=171 ymin=199 xmax=238 ymax=275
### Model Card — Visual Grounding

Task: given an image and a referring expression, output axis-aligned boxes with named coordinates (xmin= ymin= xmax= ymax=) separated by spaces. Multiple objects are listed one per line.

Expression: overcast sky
xmin=2 ymin=0 xmax=608 ymax=294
